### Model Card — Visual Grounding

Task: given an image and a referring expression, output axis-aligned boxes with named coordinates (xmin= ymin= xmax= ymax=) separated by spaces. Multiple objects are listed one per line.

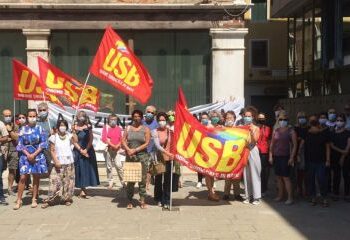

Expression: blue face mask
xmin=243 ymin=116 xmax=253 ymax=125
xmin=319 ymin=118 xmax=327 ymax=125
xmin=145 ymin=113 xmax=154 ymax=120
xmin=298 ymin=118 xmax=307 ymax=125
xmin=201 ymin=119 xmax=209 ymax=126
xmin=279 ymin=120 xmax=288 ymax=128
xmin=38 ymin=111 xmax=48 ymax=119
xmin=328 ymin=113 xmax=336 ymax=121
xmin=211 ymin=117 xmax=220 ymax=125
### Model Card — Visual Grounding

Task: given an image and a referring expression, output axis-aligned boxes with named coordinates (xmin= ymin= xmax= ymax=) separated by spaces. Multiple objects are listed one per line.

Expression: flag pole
xmin=13 ymin=99 xmax=16 ymax=125
xmin=74 ymin=72 xmax=91 ymax=119
xmin=169 ymin=159 xmax=174 ymax=210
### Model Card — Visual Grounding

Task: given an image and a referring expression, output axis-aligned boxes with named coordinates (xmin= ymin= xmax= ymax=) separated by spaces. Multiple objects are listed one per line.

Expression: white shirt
xmin=49 ymin=133 xmax=74 ymax=165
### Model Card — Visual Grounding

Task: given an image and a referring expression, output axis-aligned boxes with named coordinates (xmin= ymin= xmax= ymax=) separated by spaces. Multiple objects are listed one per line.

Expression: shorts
xmin=6 ymin=151 xmax=18 ymax=170
xmin=273 ymin=156 xmax=291 ymax=177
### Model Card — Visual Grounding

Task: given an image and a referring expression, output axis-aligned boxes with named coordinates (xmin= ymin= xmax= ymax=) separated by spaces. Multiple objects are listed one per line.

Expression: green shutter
xmin=252 ymin=0 xmax=267 ymax=22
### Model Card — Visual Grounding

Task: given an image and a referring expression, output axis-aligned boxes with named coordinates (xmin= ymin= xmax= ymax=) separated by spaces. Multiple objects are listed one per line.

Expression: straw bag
xmin=150 ymin=153 xmax=166 ymax=176
xmin=123 ymin=161 xmax=142 ymax=182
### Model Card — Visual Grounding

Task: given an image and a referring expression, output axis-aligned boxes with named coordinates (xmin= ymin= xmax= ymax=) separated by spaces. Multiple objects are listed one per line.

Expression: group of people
xmin=0 ymin=102 xmax=350 ymax=210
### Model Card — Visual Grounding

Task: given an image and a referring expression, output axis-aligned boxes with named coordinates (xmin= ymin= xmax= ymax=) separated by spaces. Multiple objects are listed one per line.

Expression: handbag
xmin=150 ymin=152 xmax=166 ymax=175
xmin=123 ymin=161 xmax=142 ymax=182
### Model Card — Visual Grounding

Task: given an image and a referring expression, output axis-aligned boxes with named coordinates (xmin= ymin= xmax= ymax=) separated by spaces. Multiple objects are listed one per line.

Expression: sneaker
xmin=196 ymin=182 xmax=202 ymax=188
xmin=284 ymin=199 xmax=294 ymax=205
xmin=252 ymin=199 xmax=261 ymax=205
xmin=243 ymin=199 xmax=250 ymax=204
xmin=157 ymin=202 xmax=162 ymax=207
xmin=163 ymin=204 xmax=170 ymax=210
xmin=0 ymin=198 xmax=8 ymax=205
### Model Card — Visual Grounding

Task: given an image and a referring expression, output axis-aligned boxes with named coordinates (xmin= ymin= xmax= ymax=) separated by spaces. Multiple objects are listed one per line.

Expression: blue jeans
xmin=307 ymin=162 xmax=328 ymax=198
xmin=0 ymin=155 xmax=4 ymax=198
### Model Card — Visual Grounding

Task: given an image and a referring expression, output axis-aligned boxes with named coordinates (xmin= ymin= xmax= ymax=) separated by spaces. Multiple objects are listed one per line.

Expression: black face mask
xmin=309 ymin=120 xmax=318 ymax=126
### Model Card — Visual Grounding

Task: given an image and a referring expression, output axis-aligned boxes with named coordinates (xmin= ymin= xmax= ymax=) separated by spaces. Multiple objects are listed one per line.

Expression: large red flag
xmin=173 ymin=90 xmax=251 ymax=180
xmin=12 ymin=59 xmax=65 ymax=108
xmin=38 ymin=57 xmax=100 ymax=112
xmin=89 ymin=26 xmax=153 ymax=104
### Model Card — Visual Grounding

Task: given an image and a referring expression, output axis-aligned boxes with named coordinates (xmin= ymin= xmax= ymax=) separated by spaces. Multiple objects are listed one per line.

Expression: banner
xmin=38 ymin=57 xmax=100 ymax=112
xmin=89 ymin=26 xmax=153 ymax=104
xmin=174 ymin=100 xmax=250 ymax=180
xmin=48 ymin=99 xmax=244 ymax=161
xmin=12 ymin=59 xmax=66 ymax=108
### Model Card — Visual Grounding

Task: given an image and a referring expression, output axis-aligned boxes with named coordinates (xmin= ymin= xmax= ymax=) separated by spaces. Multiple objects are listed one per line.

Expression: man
xmin=326 ymin=108 xmax=337 ymax=132
xmin=2 ymin=109 xmax=19 ymax=196
xmin=36 ymin=102 xmax=54 ymax=178
xmin=0 ymin=118 xmax=9 ymax=205
xmin=142 ymin=105 xmax=159 ymax=191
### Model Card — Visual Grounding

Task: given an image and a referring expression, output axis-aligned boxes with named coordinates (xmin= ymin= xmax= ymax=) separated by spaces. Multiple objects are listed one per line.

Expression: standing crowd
xmin=0 ymin=102 xmax=350 ymax=210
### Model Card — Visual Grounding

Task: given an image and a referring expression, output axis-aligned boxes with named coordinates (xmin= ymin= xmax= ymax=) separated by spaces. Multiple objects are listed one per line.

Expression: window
xmin=251 ymin=40 xmax=269 ymax=68
xmin=251 ymin=0 xmax=267 ymax=22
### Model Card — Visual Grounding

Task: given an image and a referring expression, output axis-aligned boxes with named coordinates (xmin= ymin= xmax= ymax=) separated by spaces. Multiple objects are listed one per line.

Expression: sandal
xmin=65 ymin=201 xmax=72 ymax=206
xmin=13 ymin=201 xmax=22 ymax=210
xmin=126 ymin=203 xmax=133 ymax=210
xmin=140 ymin=202 xmax=147 ymax=209
xmin=31 ymin=199 xmax=38 ymax=208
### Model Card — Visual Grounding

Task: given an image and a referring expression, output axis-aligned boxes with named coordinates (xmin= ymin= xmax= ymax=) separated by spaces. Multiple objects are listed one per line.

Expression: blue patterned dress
xmin=16 ymin=124 xmax=48 ymax=175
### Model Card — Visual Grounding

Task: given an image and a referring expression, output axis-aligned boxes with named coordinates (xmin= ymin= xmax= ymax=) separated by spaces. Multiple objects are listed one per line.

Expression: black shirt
xmin=330 ymin=130 xmax=350 ymax=161
xmin=304 ymin=130 xmax=329 ymax=163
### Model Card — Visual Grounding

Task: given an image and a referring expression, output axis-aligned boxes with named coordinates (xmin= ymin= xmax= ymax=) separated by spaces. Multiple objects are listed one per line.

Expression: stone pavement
xmin=0 ymin=167 xmax=350 ymax=240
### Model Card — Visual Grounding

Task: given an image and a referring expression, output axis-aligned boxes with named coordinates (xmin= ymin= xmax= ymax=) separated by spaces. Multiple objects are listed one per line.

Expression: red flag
xmin=173 ymin=92 xmax=250 ymax=180
xmin=177 ymin=87 xmax=188 ymax=108
xmin=38 ymin=57 xmax=100 ymax=112
xmin=12 ymin=59 xmax=65 ymax=108
xmin=89 ymin=26 xmax=153 ymax=104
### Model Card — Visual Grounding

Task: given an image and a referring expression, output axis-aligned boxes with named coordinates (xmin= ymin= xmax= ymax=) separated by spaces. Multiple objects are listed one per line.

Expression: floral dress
xmin=16 ymin=124 xmax=48 ymax=175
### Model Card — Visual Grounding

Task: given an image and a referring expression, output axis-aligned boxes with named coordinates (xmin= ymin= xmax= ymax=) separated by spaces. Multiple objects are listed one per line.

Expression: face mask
xmin=158 ymin=120 xmax=167 ymax=128
xmin=168 ymin=115 xmax=175 ymax=122
xmin=328 ymin=113 xmax=336 ymax=121
xmin=243 ymin=116 xmax=253 ymax=125
xmin=310 ymin=120 xmax=318 ymax=126
xmin=59 ymin=126 xmax=67 ymax=133
xmin=257 ymin=119 xmax=266 ymax=125
xmin=28 ymin=117 xmax=37 ymax=124
xmin=78 ymin=117 xmax=86 ymax=122
xmin=211 ymin=117 xmax=220 ymax=125
xmin=319 ymin=118 xmax=327 ymax=125
xmin=4 ymin=116 xmax=12 ymax=123
xmin=336 ymin=121 xmax=345 ymax=128
xmin=298 ymin=118 xmax=307 ymax=125
xmin=18 ymin=118 xmax=26 ymax=125
xmin=38 ymin=111 xmax=48 ymax=119
xmin=279 ymin=120 xmax=288 ymax=128
xmin=109 ymin=120 xmax=117 ymax=127
xmin=201 ymin=119 xmax=209 ymax=126
xmin=225 ymin=120 xmax=234 ymax=127
xmin=145 ymin=113 xmax=154 ymax=120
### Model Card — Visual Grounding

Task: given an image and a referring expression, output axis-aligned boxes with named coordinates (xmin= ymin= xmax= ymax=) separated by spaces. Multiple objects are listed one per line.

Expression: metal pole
xmin=74 ymin=72 xmax=91 ymax=118
xmin=13 ymin=99 xmax=16 ymax=125
xmin=169 ymin=160 xmax=174 ymax=211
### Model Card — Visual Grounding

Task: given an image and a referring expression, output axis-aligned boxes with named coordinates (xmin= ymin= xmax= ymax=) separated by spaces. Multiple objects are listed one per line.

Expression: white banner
xmin=48 ymin=99 xmax=244 ymax=161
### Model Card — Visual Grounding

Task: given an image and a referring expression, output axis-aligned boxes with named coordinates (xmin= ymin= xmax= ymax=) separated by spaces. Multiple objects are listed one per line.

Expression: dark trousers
xmin=197 ymin=172 xmax=203 ymax=183
xmin=307 ymin=162 xmax=328 ymax=198
xmin=327 ymin=160 xmax=341 ymax=195
xmin=0 ymin=155 xmax=4 ymax=198
xmin=260 ymin=153 xmax=270 ymax=193
xmin=154 ymin=161 xmax=172 ymax=205
xmin=343 ymin=159 xmax=350 ymax=196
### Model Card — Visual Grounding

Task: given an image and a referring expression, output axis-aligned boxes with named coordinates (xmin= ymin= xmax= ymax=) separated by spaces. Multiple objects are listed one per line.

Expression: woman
xmin=329 ymin=113 xmax=350 ymax=200
xmin=223 ymin=111 xmax=244 ymax=201
xmin=302 ymin=114 xmax=330 ymax=207
xmin=269 ymin=112 xmax=297 ymax=205
xmin=72 ymin=110 xmax=100 ymax=198
xmin=152 ymin=112 xmax=174 ymax=208
xmin=14 ymin=109 xmax=48 ymax=210
xmin=42 ymin=119 xmax=76 ymax=208
xmin=242 ymin=107 xmax=262 ymax=205
xmin=122 ymin=110 xmax=151 ymax=209
xmin=294 ymin=111 xmax=308 ymax=197
xmin=256 ymin=113 xmax=271 ymax=196
xmin=102 ymin=113 xmax=124 ymax=190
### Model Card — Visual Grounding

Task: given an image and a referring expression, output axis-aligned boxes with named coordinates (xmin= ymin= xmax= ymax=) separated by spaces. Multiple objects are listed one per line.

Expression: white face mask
xmin=225 ymin=120 xmax=234 ymax=127
xmin=28 ymin=117 xmax=37 ymax=124
xmin=109 ymin=120 xmax=117 ymax=127
xmin=59 ymin=126 xmax=67 ymax=133
xmin=18 ymin=118 xmax=26 ymax=125
xmin=158 ymin=121 xmax=167 ymax=128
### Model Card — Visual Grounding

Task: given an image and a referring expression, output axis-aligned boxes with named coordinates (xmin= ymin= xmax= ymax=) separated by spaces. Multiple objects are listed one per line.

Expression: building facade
xmin=271 ymin=0 xmax=350 ymax=119
xmin=0 ymin=0 xmax=251 ymax=114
